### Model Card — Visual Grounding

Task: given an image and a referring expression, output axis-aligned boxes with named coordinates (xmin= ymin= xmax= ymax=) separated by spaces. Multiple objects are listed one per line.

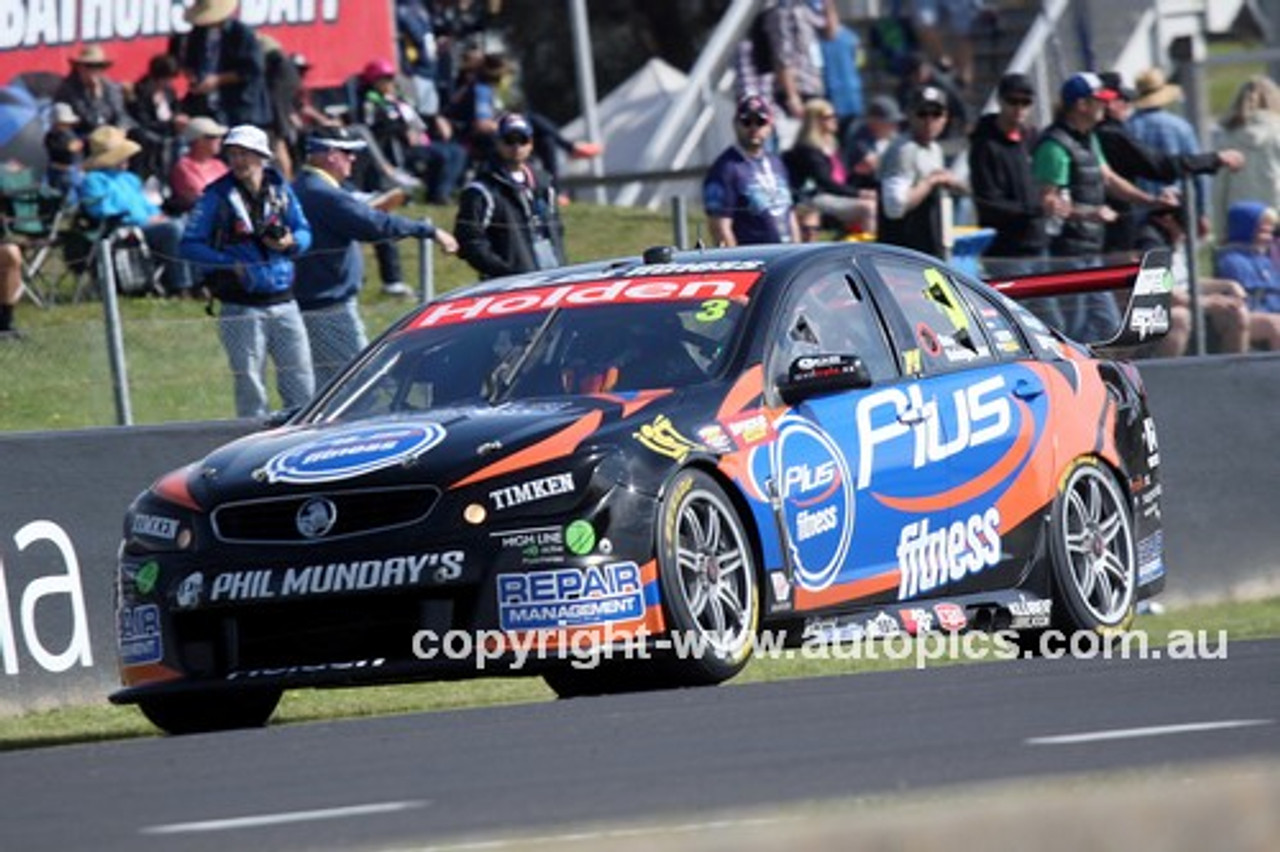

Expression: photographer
xmin=181 ymin=124 xmax=315 ymax=418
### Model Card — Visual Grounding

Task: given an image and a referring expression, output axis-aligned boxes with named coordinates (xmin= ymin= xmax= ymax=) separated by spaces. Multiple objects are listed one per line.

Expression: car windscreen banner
xmin=0 ymin=0 xmax=393 ymax=90
xmin=411 ymin=272 xmax=763 ymax=329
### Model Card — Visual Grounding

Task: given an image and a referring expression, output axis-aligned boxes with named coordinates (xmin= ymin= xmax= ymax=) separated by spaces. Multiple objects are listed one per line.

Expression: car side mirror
xmin=261 ymin=406 xmax=301 ymax=429
xmin=777 ymin=354 xmax=872 ymax=405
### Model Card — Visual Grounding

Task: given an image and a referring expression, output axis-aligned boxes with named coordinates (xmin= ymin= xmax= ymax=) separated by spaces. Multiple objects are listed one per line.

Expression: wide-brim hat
xmin=69 ymin=45 xmax=112 ymax=68
xmin=84 ymin=125 xmax=141 ymax=170
xmin=1133 ymin=67 xmax=1183 ymax=109
xmin=184 ymin=0 xmax=239 ymax=26
xmin=223 ymin=124 xmax=273 ymax=159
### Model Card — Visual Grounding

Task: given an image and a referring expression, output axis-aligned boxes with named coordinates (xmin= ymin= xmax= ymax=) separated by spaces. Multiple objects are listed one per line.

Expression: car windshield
xmin=307 ymin=290 xmax=749 ymax=423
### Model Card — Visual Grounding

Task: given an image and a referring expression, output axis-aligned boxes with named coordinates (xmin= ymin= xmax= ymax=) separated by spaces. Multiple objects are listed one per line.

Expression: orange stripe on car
xmin=794 ymin=569 xmax=900 ymax=609
xmin=450 ymin=410 xmax=605 ymax=489
xmin=717 ymin=364 xmax=763 ymax=420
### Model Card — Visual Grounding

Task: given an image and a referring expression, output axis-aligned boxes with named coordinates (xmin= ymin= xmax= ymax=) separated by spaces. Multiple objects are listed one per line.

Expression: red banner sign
xmin=0 ymin=0 xmax=395 ymax=90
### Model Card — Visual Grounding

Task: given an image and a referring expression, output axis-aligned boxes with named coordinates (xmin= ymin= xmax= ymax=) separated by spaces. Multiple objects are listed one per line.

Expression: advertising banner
xmin=0 ymin=0 xmax=395 ymax=90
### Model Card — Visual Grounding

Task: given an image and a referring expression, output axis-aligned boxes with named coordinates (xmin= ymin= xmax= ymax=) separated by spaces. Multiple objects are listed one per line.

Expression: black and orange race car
xmin=112 ymin=243 xmax=1172 ymax=733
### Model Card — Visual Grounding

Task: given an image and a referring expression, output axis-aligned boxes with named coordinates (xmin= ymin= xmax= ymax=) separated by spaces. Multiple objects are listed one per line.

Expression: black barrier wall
xmin=0 ymin=421 xmax=252 ymax=714
xmin=1 ymin=356 xmax=1278 ymax=714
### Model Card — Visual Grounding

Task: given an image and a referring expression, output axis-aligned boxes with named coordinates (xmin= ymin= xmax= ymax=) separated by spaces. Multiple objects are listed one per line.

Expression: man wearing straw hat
xmin=169 ymin=0 xmax=270 ymax=128
xmin=53 ymin=45 xmax=134 ymax=137
xmin=1127 ymin=66 xmax=1220 ymax=239
xmin=181 ymin=125 xmax=314 ymax=419
xmin=80 ymin=125 xmax=191 ymax=297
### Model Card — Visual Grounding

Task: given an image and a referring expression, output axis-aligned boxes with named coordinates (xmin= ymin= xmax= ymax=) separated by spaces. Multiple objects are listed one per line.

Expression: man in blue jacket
xmin=293 ymin=126 xmax=458 ymax=386
xmin=181 ymin=124 xmax=315 ymax=419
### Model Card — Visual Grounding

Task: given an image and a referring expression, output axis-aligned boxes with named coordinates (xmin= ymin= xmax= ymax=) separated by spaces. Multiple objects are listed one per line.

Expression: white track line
xmin=1026 ymin=719 xmax=1273 ymax=746
xmin=141 ymin=800 xmax=428 ymax=834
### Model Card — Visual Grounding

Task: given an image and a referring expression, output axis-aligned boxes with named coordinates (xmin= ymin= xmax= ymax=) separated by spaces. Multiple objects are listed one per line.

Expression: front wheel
xmin=654 ymin=468 xmax=759 ymax=686
xmin=1048 ymin=458 xmax=1137 ymax=634
xmin=137 ymin=687 xmax=282 ymax=735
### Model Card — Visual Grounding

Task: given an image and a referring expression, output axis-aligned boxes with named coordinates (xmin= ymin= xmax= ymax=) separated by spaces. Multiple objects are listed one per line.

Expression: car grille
xmin=211 ymin=485 xmax=440 ymax=543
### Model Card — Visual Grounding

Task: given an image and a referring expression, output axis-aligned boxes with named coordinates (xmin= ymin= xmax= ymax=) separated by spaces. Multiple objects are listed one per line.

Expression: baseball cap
xmin=1061 ymin=72 xmax=1119 ymax=105
xmin=867 ymin=95 xmax=903 ymax=123
xmin=223 ymin=124 xmax=273 ymax=159
xmin=998 ymin=73 xmax=1035 ymax=100
xmin=910 ymin=86 xmax=948 ymax=112
xmin=184 ymin=115 xmax=228 ymax=141
xmin=497 ymin=112 xmax=533 ymax=139
xmin=736 ymin=94 xmax=773 ymax=123
xmin=306 ymin=125 xmax=368 ymax=154
xmin=1099 ymin=71 xmax=1136 ymax=102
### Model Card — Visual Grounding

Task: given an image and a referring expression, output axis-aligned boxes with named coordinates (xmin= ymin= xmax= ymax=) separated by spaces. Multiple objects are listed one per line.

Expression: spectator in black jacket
xmin=53 ymin=45 xmax=134 ymax=138
xmin=968 ymin=73 xmax=1046 ymax=272
xmin=784 ymin=98 xmax=875 ymax=234
xmin=454 ymin=113 xmax=565 ymax=279
xmin=1097 ymin=71 xmax=1244 ymax=252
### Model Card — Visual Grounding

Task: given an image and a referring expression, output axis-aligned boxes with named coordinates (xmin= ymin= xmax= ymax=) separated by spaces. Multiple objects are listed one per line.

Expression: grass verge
xmin=1 ymin=596 xmax=1276 ymax=752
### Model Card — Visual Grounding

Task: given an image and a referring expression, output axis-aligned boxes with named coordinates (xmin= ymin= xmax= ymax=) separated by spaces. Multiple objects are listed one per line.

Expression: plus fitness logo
xmin=752 ymin=416 xmax=854 ymax=591
xmin=262 ymin=423 xmax=447 ymax=484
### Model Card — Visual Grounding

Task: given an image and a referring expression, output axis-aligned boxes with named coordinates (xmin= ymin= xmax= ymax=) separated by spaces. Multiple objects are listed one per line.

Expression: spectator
xmin=171 ymin=0 xmax=271 ymax=128
xmin=44 ymin=102 xmax=84 ymax=196
xmin=361 ymin=58 xmax=468 ymax=205
xmin=0 ymin=241 xmax=21 ymax=340
xmin=455 ymin=112 xmax=566 ymax=278
xmin=768 ymin=0 xmax=824 ymax=121
xmin=794 ymin=202 xmax=826 ymax=242
xmin=1126 ymin=67 xmax=1219 ymax=239
xmin=1032 ymin=72 xmax=1164 ymax=341
xmin=129 ymin=53 xmax=187 ymax=184
xmin=396 ymin=0 xmax=443 ymax=117
xmin=293 ymin=126 xmax=459 ymax=385
xmin=53 ymin=45 xmax=134 ymax=138
xmin=911 ymin=0 xmax=985 ymax=90
xmin=811 ymin=0 xmax=864 ymax=136
xmin=877 ymin=86 xmax=967 ymax=259
xmin=446 ymin=51 xmax=508 ymax=155
xmin=703 ymin=94 xmax=799 ymax=246
xmin=1097 ymin=70 xmax=1243 ymax=253
xmin=167 ymin=116 xmax=229 ymax=215
xmin=895 ymin=52 xmax=969 ymax=140
xmin=1215 ymin=200 xmax=1280 ymax=349
xmin=968 ymin=73 xmax=1046 ymax=268
xmin=180 ymin=125 xmax=315 ymax=418
xmin=289 ymin=54 xmax=341 ymax=137
xmin=259 ymin=34 xmax=302 ymax=179
xmin=79 ymin=126 xmax=192 ymax=297
xmin=842 ymin=95 xmax=901 ymax=194
xmin=784 ymin=98 xmax=875 ymax=234
xmin=1213 ymin=76 xmax=1280 ymax=237
xmin=1134 ymin=202 xmax=1249 ymax=356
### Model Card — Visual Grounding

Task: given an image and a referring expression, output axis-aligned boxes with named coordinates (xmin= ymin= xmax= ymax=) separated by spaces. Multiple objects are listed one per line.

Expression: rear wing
xmin=987 ymin=250 xmax=1174 ymax=347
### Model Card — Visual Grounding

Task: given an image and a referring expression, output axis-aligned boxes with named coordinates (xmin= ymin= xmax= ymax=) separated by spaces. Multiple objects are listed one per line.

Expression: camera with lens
xmin=261 ymin=221 xmax=289 ymax=242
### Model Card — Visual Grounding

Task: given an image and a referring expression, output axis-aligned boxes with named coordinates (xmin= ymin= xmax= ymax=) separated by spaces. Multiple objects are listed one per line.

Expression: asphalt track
xmin=1 ymin=639 xmax=1277 ymax=852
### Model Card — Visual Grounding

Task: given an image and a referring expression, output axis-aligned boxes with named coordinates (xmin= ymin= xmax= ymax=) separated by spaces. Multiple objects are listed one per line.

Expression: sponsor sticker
xmin=722 ymin=411 xmax=775 ymax=449
xmin=489 ymin=472 xmax=576 ymax=511
xmin=206 ymin=552 xmax=465 ymax=603
xmin=635 ymin=414 xmax=702 ymax=461
xmin=135 ymin=560 xmax=159 ymax=595
xmin=176 ymin=572 xmax=203 ymax=609
xmin=497 ymin=562 xmax=645 ymax=630
xmin=933 ymin=602 xmax=967 ymax=631
xmin=263 ymin=423 xmax=446 ymax=484
xmin=896 ymin=508 xmax=1002 ymax=599
xmin=132 ymin=513 xmax=178 ymax=541
xmin=1008 ymin=597 xmax=1052 ymax=629
xmin=1137 ymin=532 xmax=1165 ymax=585
xmin=898 ymin=607 xmax=935 ymax=635
xmin=119 ymin=604 xmax=162 ymax=666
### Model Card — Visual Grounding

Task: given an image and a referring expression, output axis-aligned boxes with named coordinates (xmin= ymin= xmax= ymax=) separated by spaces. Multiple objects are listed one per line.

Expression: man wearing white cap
xmin=181 ymin=124 xmax=314 ymax=419
xmin=293 ymin=126 xmax=459 ymax=385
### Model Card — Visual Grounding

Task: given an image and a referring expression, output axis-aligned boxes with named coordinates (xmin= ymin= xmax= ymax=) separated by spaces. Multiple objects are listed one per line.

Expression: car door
xmin=862 ymin=254 xmax=1055 ymax=603
xmin=759 ymin=260 xmax=950 ymax=611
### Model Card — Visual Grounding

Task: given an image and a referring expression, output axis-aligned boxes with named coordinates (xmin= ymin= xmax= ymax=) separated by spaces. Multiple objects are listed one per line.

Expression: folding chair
xmin=0 ymin=168 xmax=77 ymax=307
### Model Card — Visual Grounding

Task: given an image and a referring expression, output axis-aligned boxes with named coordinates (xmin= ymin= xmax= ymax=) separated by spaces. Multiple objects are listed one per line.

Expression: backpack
xmin=111 ymin=228 xmax=163 ymax=297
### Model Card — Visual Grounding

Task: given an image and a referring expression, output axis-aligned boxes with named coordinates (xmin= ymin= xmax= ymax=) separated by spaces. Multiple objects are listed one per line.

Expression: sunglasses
xmin=915 ymin=108 xmax=947 ymax=119
xmin=737 ymin=115 xmax=770 ymax=128
xmin=1004 ymin=97 xmax=1034 ymax=108
xmin=500 ymin=133 xmax=532 ymax=146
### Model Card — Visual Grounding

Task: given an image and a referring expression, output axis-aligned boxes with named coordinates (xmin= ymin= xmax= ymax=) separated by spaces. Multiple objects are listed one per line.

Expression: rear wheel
xmin=1049 ymin=459 xmax=1137 ymax=634
xmin=137 ymin=688 xmax=282 ymax=735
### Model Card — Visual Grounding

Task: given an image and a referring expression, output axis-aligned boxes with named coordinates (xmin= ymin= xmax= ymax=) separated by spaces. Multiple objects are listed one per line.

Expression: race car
xmin=112 ymin=242 xmax=1171 ymax=733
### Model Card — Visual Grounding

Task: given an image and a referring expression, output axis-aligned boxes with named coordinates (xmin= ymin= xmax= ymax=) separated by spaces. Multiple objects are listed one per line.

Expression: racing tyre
xmin=138 ymin=688 xmax=282 ymax=735
xmin=1048 ymin=459 xmax=1137 ymax=635
xmin=654 ymin=469 xmax=759 ymax=686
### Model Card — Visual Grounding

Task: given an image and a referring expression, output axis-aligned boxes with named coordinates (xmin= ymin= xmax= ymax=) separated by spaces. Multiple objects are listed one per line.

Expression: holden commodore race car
xmin=113 ymin=243 xmax=1171 ymax=733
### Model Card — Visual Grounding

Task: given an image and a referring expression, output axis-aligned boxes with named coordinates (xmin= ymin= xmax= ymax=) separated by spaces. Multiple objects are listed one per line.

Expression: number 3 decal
xmin=695 ymin=299 xmax=729 ymax=323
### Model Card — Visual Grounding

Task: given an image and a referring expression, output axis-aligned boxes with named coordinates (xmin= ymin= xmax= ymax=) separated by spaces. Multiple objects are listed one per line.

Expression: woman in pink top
xmin=167 ymin=116 xmax=230 ymax=214
xmin=783 ymin=98 xmax=876 ymax=235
